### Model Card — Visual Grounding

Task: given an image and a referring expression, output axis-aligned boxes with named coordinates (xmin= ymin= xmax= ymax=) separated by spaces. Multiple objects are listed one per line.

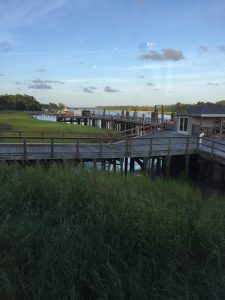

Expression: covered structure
xmin=176 ymin=103 xmax=225 ymax=136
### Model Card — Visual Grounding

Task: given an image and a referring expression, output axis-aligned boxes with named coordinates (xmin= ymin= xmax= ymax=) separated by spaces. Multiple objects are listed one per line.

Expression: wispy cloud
xmin=218 ymin=45 xmax=225 ymax=52
xmin=37 ymin=68 xmax=46 ymax=72
xmin=0 ymin=74 xmax=5 ymax=76
xmin=1 ymin=0 xmax=69 ymax=30
xmin=139 ymin=48 xmax=184 ymax=61
xmin=146 ymin=82 xmax=155 ymax=86
xmin=0 ymin=40 xmax=13 ymax=52
xmin=198 ymin=46 xmax=208 ymax=53
xmin=32 ymin=79 xmax=65 ymax=84
xmin=28 ymin=83 xmax=52 ymax=89
xmin=151 ymin=88 xmax=160 ymax=91
xmin=138 ymin=75 xmax=145 ymax=79
xmin=206 ymin=82 xmax=219 ymax=86
xmin=104 ymin=86 xmax=121 ymax=93
xmin=15 ymin=81 xmax=28 ymax=85
xmin=83 ymin=86 xmax=97 ymax=93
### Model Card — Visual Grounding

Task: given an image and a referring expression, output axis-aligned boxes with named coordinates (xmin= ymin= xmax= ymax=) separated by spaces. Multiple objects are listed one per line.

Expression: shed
xmin=176 ymin=103 xmax=225 ymax=136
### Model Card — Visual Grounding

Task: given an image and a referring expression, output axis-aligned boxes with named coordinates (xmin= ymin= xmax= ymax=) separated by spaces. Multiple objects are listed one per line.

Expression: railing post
xmin=99 ymin=138 xmax=102 ymax=158
xmin=185 ymin=136 xmax=189 ymax=155
xmin=149 ymin=138 xmax=153 ymax=157
xmin=211 ymin=140 xmax=214 ymax=157
xmin=109 ymin=131 xmax=112 ymax=144
xmin=166 ymin=138 xmax=171 ymax=177
xmin=168 ymin=137 xmax=171 ymax=155
xmin=41 ymin=131 xmax=44 ymax=142
xmin=76 ymin=138 xmax=80 ymax=159
xmin=129 ymin=137 xmax=132 ymax=156
xmin=50 ymin=138 xmax=54 ymax=159
xmin=125 ymin=138 xmax=129 ymax=157
xmin=185 ymin=137 xmax=190 ymax=176
xmin=23 ymin=137 xmax=27 ymax=160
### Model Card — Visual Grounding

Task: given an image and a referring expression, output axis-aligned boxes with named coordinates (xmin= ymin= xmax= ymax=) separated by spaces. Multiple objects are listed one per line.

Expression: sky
xmin=0 ymin=0 xmax=225 ymax=107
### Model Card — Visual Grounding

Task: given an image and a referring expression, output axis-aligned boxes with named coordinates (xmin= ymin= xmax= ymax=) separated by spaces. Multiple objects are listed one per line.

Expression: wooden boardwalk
xmin=0 ymin=129 xmax=224 ymax=166
xmin=0 ymin=130 xmax=197 ymax=161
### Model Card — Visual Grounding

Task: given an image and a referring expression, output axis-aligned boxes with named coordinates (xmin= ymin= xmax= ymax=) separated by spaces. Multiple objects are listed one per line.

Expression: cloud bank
xmin=198 ymin=46 xmax=208 ymax=53
xmin=146 ymin=82 xmax=155 ymax=86
xmin=32 ymin=79 xmax=65 ymax=84
xmin=83 ymin=86 xmax=97 ymax=93
xmin=139 ymin=48 xmax=184 ymax=61
xmin=218 ymin=45 xmax=225 ymax=52
xmin=206 ymin=82 xmax=219 ymax=86
xmin=104 ymin=86 xmax=121 ymax=93
xmin=28 ymin=83 xmax=52 ymax=89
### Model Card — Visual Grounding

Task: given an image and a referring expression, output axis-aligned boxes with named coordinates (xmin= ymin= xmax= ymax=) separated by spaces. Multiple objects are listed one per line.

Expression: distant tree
xmin=48 ymin=102 xmax=58 ymax=113
xmin=58 ymin=102 xmax=65 ymax=112
xmin=0 ymin=94 xmax=42 ymax=111
xmin=216 ymin=100 xmax=225 ymax=106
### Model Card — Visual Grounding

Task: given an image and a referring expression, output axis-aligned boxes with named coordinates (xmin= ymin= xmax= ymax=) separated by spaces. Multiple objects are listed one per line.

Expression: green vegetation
xmin=97 ymin=100 xmax=225 ymax=114
xmin=1 ymin=163 xmax=225 ymax=299
xmin=0 ymin=94 xmax=42 ymax=111
xmin=0 ymin=94 xmax=65 ymax=112
xmin=0 ymin=112 xmax=108 ymax=141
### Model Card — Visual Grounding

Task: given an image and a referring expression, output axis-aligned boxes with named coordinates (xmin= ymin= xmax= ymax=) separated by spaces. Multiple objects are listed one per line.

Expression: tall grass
xmin=0 ymin=162 xmax=225 ymax=299
xmin=0 ymin=111 xmax=107 ymax=134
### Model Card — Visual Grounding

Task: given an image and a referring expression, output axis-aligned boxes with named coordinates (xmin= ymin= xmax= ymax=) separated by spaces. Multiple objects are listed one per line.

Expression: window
xmin=179 ymin=117 xmax=188 ymax=132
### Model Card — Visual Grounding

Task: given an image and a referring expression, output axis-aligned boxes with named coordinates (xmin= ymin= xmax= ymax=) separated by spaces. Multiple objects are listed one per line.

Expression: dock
xmin=1 ymin=125 xmax=225 ymax=186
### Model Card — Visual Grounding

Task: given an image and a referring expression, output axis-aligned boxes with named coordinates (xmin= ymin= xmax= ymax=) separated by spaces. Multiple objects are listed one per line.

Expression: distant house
xmin=176 ymin=104 xmax=225 ymax=136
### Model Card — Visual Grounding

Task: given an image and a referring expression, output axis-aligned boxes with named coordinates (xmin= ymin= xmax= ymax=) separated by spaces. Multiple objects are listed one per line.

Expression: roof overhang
xmin=177 ymin=113 xmax=225 ymax=117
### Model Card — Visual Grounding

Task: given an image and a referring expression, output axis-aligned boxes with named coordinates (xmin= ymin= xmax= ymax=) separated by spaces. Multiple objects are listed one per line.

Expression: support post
xmin=76 ymin=138 xmax=80 ymax=159
xmin=124 ymin=157 xmax=128 ymax=175
xmin=23 ymin=137 xmax=27 ymax=160
xmin=50 ymin=138 xmax=54 ymax=159
xmin=99 ymin=138 xmax=102 ymax=159
xmin=120 ymin=158 xmax=124 ymax=174
xmin=185 ymin=137 xmax=190 ymax=177
xmin=130 ymin=158 xmax=135 ymax=173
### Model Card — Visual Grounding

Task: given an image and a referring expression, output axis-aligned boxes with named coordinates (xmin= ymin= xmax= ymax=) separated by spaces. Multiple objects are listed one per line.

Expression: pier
xmin=55 ymin=106 xmax=167 ymax=131
xmin=1 ymin=125 xmax=225 ymax=186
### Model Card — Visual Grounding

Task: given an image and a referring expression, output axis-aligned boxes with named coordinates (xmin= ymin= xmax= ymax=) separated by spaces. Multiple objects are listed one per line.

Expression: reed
xmin=0 ymin=162 xmax=225 ymax=299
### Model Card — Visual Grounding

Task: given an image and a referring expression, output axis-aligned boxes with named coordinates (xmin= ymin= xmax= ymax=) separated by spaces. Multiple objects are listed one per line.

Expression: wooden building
xmin=176 ymin=104 xmax=225 ymax=136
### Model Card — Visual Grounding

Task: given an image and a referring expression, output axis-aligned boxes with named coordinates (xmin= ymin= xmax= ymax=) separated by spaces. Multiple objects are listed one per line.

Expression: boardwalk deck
xmin=0 ymin=130 xmax=224 ymax=165
xmin=0 ymin=131 xmax=198 ymax=161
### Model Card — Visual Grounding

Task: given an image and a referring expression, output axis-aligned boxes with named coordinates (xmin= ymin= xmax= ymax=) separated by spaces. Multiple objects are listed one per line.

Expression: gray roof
xmin=179 ymin=104 xmax=225 ymax=116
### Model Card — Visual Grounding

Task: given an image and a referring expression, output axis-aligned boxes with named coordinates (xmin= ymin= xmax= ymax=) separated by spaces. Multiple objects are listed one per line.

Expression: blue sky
xmin=0 ymin=0 xmax=225 ymax=107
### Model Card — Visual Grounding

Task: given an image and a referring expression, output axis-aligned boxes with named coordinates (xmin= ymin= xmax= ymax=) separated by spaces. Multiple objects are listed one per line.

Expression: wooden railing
xmin=0 ymin=135 xmax=198 ymax=161
xmin=0 ymin=124 xmax=163 ymax=143
xmin=198 ymin=137 xmax=225 ymax=159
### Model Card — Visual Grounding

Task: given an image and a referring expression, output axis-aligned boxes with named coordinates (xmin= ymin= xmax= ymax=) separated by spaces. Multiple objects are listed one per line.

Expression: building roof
xmin=178 ymin=103 xmax=225 ymax=116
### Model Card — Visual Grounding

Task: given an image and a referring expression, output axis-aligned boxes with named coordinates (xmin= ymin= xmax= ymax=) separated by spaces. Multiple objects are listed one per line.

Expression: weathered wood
xmin=76 ymin=139 xmax=79 ymax=159
xmin=23 ymin=137 xmax=27 ymax=160
xmin=124 ymin=157 xmax=128 ymax=175
xmin=50 ymin=138 xmax=54 ymax=159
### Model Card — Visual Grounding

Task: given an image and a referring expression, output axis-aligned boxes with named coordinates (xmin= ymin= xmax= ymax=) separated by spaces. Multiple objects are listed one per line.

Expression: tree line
xmin=1 ymin=94 xmax=225 ymax=113
xmin=97 ymin=101 xmax=225 ymax=113
xmin=0 ymin=94 xmax=65 ymax=112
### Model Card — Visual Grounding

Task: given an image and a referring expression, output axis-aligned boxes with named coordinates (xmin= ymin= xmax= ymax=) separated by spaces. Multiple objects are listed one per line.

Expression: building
xmin=176 ymin=103 xmax=225 ymax=136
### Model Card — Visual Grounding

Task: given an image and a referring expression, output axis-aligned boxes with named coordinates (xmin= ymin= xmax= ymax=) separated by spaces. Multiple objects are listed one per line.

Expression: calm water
xmin=33 ymin=110 xmax=170 ymax=122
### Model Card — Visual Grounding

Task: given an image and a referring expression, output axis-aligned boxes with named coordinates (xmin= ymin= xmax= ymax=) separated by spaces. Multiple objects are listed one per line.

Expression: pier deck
xmin=0 ymin=130 xmax=224 ymax=167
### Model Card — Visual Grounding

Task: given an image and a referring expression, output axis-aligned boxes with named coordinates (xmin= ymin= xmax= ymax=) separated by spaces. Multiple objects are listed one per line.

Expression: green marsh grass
xmin=0 ymin=163 xmax=225 ymax=299
xmin=0 ymin=112 xmax=109 ymax=142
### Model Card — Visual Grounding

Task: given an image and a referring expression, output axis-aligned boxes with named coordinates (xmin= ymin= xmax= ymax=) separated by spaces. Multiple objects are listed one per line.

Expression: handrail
xmin=199 ymin=137 xmax=225 ymax=155
xmin=0 ymin=135 xmax=198 ymax=144
xmin=0 ymin=124 xmax=162 ymax=141
xmin=0 ymin=135 xmax=200 ymax=161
